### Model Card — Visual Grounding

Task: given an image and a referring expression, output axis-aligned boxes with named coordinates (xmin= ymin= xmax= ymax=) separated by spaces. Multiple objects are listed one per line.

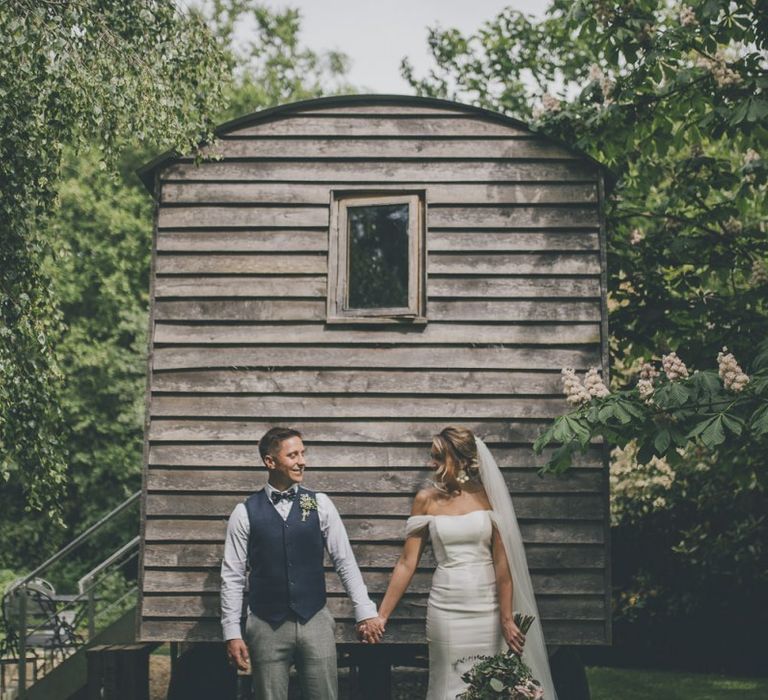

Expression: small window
xmin=327 ymin=192 xmax=426 ymax=323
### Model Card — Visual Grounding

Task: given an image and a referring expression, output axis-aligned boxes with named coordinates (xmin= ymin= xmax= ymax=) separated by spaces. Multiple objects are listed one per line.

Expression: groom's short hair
xmin=258 ymin=427 xmax=303 ymax=463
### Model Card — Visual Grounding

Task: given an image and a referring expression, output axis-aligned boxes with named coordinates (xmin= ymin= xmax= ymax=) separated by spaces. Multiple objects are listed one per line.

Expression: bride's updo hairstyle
xmin=431 ymin=426 xmax=480 ymax=488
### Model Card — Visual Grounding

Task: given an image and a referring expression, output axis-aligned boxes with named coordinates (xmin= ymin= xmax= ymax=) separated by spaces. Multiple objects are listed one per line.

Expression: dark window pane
xmin=347 ymin=204 xmax=409 ymax=309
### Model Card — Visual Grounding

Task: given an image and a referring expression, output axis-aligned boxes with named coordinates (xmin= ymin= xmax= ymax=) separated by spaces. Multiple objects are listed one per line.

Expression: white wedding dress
xmin=406 ymin=510 xmax=508 ymax=700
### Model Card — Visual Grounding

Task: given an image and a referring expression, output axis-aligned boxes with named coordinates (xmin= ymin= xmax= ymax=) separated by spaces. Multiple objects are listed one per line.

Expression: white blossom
xmin=744 ymin=148 xmax=761 ymax=165
xmin=717 ymin=346 xmax=749 ymax=392
xmin=532 ymin=93 xmax=563 ymax=119
xmin=662 ymin=352 xmax=690 ymax=380
xmin=630 ymin=227 xmax=645 ymax=245
xmin=542 ymin=93 xmax=562 ymax=113
xmin=637 ymin=362 xmax=657 ymax=403
xmin=600 ymin=76 xmax=615 ymax=101
xmin=610 ymin=442 xmax=676 ymax=525
xmin=679 ymin=5 xmax=697 ymax=27
xmin=584 ymin=367 xmax=610 ymax=398
xmin=696 ymin=50 xmax=741 ymax=87
xmin=723 ymin=217 xmax=743 ymax=235
xmin=749 ymin=259 xmax=768 ymax=286
xmin=637 ymin=378 xmax=655 ymax=400
xmin=561 ymin=368 xmax=591 ymax=406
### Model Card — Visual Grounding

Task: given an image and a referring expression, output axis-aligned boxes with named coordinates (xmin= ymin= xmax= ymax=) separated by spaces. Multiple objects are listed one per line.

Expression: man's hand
xmin=357 ymin=616 xmax=386 ymax=644
xmin=226 ymin=639 xmax=250 ymax=672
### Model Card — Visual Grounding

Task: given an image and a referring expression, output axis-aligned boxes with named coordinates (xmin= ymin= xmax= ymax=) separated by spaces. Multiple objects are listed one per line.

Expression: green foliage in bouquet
xmin=458 ymin=613 xmax=544 ymax=699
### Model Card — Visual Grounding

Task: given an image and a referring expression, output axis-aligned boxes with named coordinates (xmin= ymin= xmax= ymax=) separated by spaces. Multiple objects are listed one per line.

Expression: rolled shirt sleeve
xmin=220 ymin=503 xmax=250 ymax=641
xmin=317 ymin=493 xmax=378 ymax=622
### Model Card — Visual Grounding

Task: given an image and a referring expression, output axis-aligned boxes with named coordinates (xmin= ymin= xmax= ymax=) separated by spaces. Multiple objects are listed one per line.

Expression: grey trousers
xmin=243 ymin=607 xmax=338 ymax=700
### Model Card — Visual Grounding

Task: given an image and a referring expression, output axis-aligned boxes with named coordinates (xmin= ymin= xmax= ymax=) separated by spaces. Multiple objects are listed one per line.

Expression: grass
xmin=587 ymin=666 xmax=768 ymax=699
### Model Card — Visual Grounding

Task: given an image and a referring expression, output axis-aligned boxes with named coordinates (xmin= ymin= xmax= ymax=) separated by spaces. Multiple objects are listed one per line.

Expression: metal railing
xmin=78 ymin=536 xmax=140 ymax=640
xmin=1 ymin=492 xmax=140 ymax=699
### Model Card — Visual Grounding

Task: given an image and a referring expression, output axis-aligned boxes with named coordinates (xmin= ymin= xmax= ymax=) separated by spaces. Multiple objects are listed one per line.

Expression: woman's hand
xmin=357 ymin=615 xmax=387 ymax=643
xmin=501 ymin=618 xmax=526 ymax=655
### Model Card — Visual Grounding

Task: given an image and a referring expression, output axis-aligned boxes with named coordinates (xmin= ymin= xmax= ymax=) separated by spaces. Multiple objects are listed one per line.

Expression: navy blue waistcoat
xmin=244 ymin=487 xmax=326 ymax=627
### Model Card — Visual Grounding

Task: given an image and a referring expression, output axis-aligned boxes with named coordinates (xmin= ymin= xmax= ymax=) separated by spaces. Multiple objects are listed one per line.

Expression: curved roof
xmin=138 ymin=93 xmax=614 ymax=193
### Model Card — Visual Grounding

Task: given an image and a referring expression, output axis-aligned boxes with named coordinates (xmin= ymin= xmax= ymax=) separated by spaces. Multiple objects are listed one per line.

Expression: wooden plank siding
xmin=137 ymin=98 xmax=610 ymax=646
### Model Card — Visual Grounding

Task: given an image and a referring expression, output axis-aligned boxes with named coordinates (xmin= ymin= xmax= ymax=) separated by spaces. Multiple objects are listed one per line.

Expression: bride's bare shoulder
xmin=411 ymin=486 xmax=440 ymax=515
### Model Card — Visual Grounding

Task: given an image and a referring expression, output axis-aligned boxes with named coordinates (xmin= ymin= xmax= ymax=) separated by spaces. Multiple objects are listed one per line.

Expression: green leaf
xmin=749 ymin=405 xmax=768 ymax=437
xmin=668 ymin=383 xmax=691 ymax=407
xmin=753 ymin=342 xmax=768 ymax=372
xmin=691 ymin=371 xmax=722 ymax=400
xmin=542 ymin=443 xmax=576 ymax=474
xmin=565 ymin=415 xmax=591 ymax=446
xmin=620 ymin=400 xmax=646 ymax=419
xmin=721 ymin=414 xmax=744 ymax=436
xmin=747 ymin=98 xmax=768 ymax=122
xmin=687 ymin=417 xmax=713 ymax=439
xmin=700 ymin=416 xmax=726 ymax=448
xmin=597 ymin=404 xmax=616 ymax=422
xmin=552 ymin=416 xmax=576 ymax=444
xmin=532 ymin=425 xmax=555 ymax=453
xmin=490 ymin=678 xmax=505 ymax=692
xmin=613 ymin=403 xmax=632 ymax=424
xmin=636 ymin=440 xmax=656 ymax=465
xmin=654 ymin=429 xmax=671 ymax=453
xmin=730 ymin=99 xmax=751 ymax=125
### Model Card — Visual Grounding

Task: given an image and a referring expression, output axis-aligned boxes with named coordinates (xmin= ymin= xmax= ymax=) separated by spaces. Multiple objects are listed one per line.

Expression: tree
xmin=203 ymin=1 xmax=353 ymax=122
xmin=403 ymin=0 xmax=767 ymax=373
xmin=402 ymin=0 xmax=767 ymax=669
xmin=0 ymin=1 xmax=229 ymax=519
xmin=0 ymin=1 xmax=355 ymax=570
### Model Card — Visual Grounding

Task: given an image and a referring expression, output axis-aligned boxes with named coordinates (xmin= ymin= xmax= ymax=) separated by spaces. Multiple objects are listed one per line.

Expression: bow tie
xmin=271 ymin=490 xmax=296 ymax=504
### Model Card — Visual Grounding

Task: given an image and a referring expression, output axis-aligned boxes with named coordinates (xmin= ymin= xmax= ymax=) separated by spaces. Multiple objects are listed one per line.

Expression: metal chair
xmin=0 ymin=577 xmax=85 ymax=693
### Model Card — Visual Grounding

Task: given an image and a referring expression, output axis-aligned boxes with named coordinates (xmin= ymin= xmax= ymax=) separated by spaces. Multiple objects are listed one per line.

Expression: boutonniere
xmin=300 ymin=494 xmax=318 ymax=522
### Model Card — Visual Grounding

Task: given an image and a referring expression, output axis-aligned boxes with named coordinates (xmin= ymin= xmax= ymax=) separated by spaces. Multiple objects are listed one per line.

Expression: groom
xmin=220 ymin=427 xmax=382 ymax=699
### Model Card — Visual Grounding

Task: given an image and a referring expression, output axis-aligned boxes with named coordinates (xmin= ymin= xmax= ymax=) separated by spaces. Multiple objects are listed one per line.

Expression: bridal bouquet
xmin=457 ymin=613 xmax=544 ymax=699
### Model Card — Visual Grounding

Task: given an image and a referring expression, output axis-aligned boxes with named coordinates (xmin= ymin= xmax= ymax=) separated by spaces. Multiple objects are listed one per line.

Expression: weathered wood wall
xmin=138 ymin=97 xmax=610 ymax=646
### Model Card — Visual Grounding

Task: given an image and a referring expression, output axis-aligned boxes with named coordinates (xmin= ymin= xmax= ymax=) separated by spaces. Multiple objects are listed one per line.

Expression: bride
xmin=372 ymin=426 xmax=558 ymax=699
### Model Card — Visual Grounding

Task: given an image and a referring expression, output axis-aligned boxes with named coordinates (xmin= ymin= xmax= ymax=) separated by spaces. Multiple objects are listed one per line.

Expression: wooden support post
xmin=167 ymin=643 xmax=237 ymax=700
xmin=87 ymin=644 xmax=151 ymax=700
xmin=550 ymin=647 xmax=591 ymax=700
xmin=351 ymin=645 xmax=392 ymax=700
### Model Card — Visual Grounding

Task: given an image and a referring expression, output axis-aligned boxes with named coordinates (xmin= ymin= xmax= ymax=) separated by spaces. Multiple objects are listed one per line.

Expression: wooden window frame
xmin=327 ymin=190 xmax=427 ymax=325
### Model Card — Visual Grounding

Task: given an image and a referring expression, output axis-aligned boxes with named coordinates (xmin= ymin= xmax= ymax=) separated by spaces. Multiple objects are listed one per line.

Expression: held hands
xmin=501 ymin=618 xmax=526 ymax=655
xmin=226 ymin=639 xmax=251 ymax=672
xmin=356 ymin=615 xmax=386 ymax=644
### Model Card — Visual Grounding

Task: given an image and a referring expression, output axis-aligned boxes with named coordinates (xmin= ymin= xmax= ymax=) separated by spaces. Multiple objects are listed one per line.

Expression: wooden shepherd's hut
xmin=136 ymin=95 xmax=612 ymax=662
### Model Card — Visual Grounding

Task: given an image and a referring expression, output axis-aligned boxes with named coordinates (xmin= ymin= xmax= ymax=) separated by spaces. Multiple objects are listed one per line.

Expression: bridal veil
xmin=475 ymin=435 xmax=559 ymax=700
